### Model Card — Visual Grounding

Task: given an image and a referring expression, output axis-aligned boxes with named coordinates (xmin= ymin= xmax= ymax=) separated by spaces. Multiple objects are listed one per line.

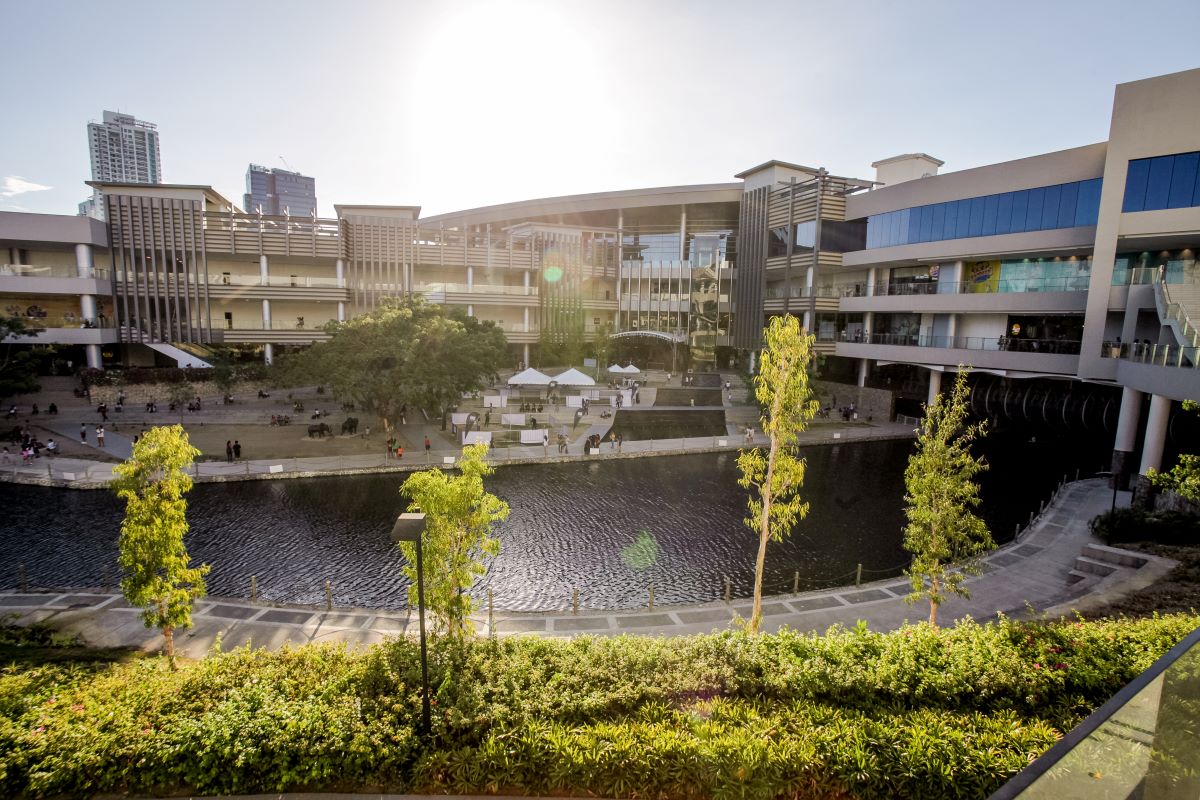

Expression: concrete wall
xmin=0 ymin=211 xmax=108 ymax=247
xmin=813 ymin=380 xmax=895 ymax=422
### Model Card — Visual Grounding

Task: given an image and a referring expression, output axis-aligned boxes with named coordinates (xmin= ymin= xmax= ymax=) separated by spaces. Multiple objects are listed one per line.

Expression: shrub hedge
xmin=1089 ymin=507 xmax=1200 ymax=546
xmin=1 ymin=614 xmax=1196 ymax=799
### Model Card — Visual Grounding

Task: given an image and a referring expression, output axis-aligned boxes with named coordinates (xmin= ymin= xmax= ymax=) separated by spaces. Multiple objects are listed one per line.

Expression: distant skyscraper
xmin=79 ymin=110 xmax=163 ymax=219
xmin=244 ymin=164 xmax=317 ymax=217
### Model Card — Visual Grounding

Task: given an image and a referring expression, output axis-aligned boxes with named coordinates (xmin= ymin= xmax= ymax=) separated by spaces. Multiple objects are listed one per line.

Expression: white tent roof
xmin=607 ymin=364 xmax=625 ymax=374
xmin=621 ymin=364 xmax=641 ymax=374
xmin=553 ymin=367 xmax=597 ymax=386
xmin=507 ymin=367 xmax=553 ymax=386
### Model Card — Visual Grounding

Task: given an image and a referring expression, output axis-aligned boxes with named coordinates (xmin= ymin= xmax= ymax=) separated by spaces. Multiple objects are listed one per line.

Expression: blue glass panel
xmin=981 ymin=194 xmax=999 ymax=236
xmin=939 ymin=201 xmax=956 ymax=239
xmin=918 ymin=205 xmax=933 ymax=242
xmin=995 ymin=192 xmax=1014 ymax=235
xmin=1026 ymin=187 xmax=1045 ymax=231
xmin=907 ymin=207 xmax=921 ymax=244
xmin=1144 ymin=156 xmax=1174 ymax=210
xmin=1123 ymin=159 xmax=1150 ymax=212
xmin=1167 ymin=152 xmax=1198 ymax=208
xmin=1057 ymin=182 xmax=1079 ymax=228
xmin=954 ymin=199 xmax=971 ymax=238
xmin=1076 ymin=178 xmax=1102 ymax=225
xmin=894 ymin=209 xmax=907 ymax=246
xmin=931 ymin=203 xmax=946 ymax=241
xmin=1010 ymin=190 xmax=1029 ymax=233
xmin=866 ymin=217 xmax=878 ymax=248
xmin=967 ymin=197 xmax=985 ymax=237
xmin=1041 ymin=185 xmax=1062 ymax=230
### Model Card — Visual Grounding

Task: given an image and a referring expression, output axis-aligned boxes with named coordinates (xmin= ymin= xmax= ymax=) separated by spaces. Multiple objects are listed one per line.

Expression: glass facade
xmin=864 ymin=178 xmax=1102 ymax=249
xmin=1122 ymin=151 xmax=1200 ymax=212
xmin=1111 ymin=247 xmax=1198 ymax=285
xmin=765 ymin=221 xmax=815 ymax=259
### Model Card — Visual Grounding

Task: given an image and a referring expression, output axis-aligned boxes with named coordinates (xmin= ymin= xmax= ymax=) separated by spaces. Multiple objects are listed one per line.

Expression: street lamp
xmin=390 ymin=512 xmax=431 ymax=736
xmin=1097 ymin=471 xmax=1120 ymax=513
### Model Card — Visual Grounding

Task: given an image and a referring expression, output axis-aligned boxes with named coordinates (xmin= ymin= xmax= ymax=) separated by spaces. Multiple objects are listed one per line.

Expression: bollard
xmin=245 ymin=461 xmax=250 ymax=475
xmin=1075 ymin=468 xmax=1080 ymax=481
xmin=47 ymin=464 xmax=52 ymax=479
xmin=793 ymin=571 xmax=800 ymax=594
xmin=855 ymin=563 xmax=863 ymax=587
xmin=1039 ymin=500 xmax=1045 ymax=513
xmin=648 ymin=583 xmax=655 ymax=610
xmin=1014 ymin=523 xmax=1020 ymax=540
xmin=1029 ymin=511 xmax=1035 ymax=526
xmin=723 ymin=576 xmax=732 ymax=602
xmin=324 ymin=580 xmax=332 ymax=611
xmin=572 ymin=587 xmax=579 ymax=615
xmin=18 ymin=563 xmax=27 ymax=593
xmin=250 ymin=575 xmax=258 ymax=601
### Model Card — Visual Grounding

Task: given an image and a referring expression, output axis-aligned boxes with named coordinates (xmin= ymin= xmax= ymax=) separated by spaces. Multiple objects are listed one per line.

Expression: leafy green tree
xmin=166 ymin=381 xmax=193 ymax=425
xmin=736 ymin=315 xmax=819 ymax=632
xmin=0 ymin=317 xmax=42 ymax=399
xmin=1148 ymin=399 xmax=1200 ymax=505
xmin=112 ymin=425 xmax=209 ymax=668
xmin=398 ymin=443 xmax=510 ymax=638
xmin=281 ymin=297 xmax=508 ymax=431
xmin=903 ymin=369 xmax=994 ymax=627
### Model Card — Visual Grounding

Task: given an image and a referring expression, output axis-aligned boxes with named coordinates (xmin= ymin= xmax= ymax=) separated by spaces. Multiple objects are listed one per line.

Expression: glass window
xmin=1010 ymin=190 xmax=1029 ymax=233
xmin=931 ymin=203 xmax=946 ymax=241
xmin=1123 ymin=159 xmax=1150 ymax=212
xmin=907 ymin=206 xmax=921 ymax=243
xmin=794 ymin=220 xmax=816 ymax=251
xmin=1144 ymin=155 xmax=1174 ymax=210
xmin=995 ymin=192 xmax=1014 ymax=235
xmin=1168 ymin=152 xmax=1199 ymax=209
xmin=981 ymin=194 xmax=999 ymax=236
xmin=942 ymin=201 xmax=959 ymax=239
xmin=1057 ymin=182 xmax=1079 ymax=228
xmin=1076 ymin=178 xmax=1102 ymax=226
xmin=918 ymin=204 xmax=934 ymax=242
xmin=967 ymin=197 xmax=985 ymax=237
xmin=767 ymin=227 xmax=789 ymax=258
xmin=954 ymin=199 xmax=971 ymax=239
xmin=892 ymin=210 xmax=906 ymax=247
xmin=1025 ymin=187 xmax=1045 ymax=231
xmin=1041 ymin=184 xmax=1061 ymax=230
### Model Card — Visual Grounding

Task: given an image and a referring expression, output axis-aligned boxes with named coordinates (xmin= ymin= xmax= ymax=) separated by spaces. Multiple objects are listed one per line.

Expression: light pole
xmin=1097 ymin=471 xmax=1120 ymax=513
xmin=390 ymin=512 xmax=431 ymax=736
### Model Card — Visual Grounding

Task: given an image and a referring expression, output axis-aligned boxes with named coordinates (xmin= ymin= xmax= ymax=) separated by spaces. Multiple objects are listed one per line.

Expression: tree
xmin=736 ymin=315 xmax=819 ymax=633
xmin=280 ymin=297 xmax=508 ymax=431
xmin=166 ymin=380 xmax=193 ymax=425
xmin=112 ymin=425 xmax=209 ymax=668
xmin=1148 ymin=399 xmax=1200 ymax=504
xmin=903 ymin=369 xmax=994 ymax=627
xmin=397 ymin=443 xmax=510 ymax=638
xmin=0 ymin=317 xmax=42 ymax=399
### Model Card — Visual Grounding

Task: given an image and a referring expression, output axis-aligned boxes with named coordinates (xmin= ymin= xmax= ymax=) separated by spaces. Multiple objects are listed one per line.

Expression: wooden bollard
xmin=324 ymin=580 xmax=332 ymax=611
xmin=572 ymin=588 xmax=579 ymax=615
xmin=792 ymin=571 xmax=800 ymax=594
xmin=250 ymin=575 xmax=258 ymax=601
xmin=723 ymin=576 xmax=732 ymax=602
xmin=648 ymin=583 xmax=655 ymax=610
xmin=855 ymin=563 xmax=863 ymax=587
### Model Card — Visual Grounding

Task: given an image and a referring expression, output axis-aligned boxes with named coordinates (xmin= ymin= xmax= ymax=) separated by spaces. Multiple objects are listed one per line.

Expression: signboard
xmin=520 ymin=429 xmax=547 ymax=444
xmin=269 ymin=464 xmax=284 ymax=474
xmin=500 ymin=413 xmax=526 ymax=426
xmin=583 ymin=358 xmax=597 ymax=368
xmin=463 ymin=432 xmax=492 ymax=446
xmin=483 ymin=395 xmax=506 ymax=407
xmin=443 ymin=456 xmax=456 ymax=465
xmin=450 ymin=412 xmax=471 ymax=425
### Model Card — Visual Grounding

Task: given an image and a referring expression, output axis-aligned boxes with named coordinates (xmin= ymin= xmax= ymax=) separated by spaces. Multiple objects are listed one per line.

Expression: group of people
xmin=7 ymin=403 xmax=57 ymax=418
xmin=80 ymin=423 xmax=105 ymax=447
xmin=385 ymin=436 xmax=405 ymax=459
xmin=268 ymin=414 xmax=293 ymax=426
xmin=224 ymin=440 xmax=243 ymax=461
xmin=518 ymin=402 xmax=543 ymax=413
xmin=2 ymin=429 xmax=56 ymax=464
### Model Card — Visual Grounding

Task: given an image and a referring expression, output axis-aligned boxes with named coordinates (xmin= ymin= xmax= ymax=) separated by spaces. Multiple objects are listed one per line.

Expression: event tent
xmin=620 ymin=364 xmax=641 ymax=374
xmin=507 ymin=367 xmax=553 ymax=385
xmin=606 ymin=364 xmax=625 ymax=374
xmin=553 ymin=367 xmax=597 ymax=386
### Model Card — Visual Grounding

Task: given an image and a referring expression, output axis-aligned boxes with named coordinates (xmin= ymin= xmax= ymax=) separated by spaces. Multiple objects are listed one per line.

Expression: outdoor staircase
xmin=1068 ymin=543 xmax=1150 ymax=585
xmin=1155 ymin=276 xmax=1200 ymax=350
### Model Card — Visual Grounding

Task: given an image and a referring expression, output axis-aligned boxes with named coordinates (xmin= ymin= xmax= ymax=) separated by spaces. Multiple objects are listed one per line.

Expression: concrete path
xmin=0 ymin=479 xmax=1174 ymax=658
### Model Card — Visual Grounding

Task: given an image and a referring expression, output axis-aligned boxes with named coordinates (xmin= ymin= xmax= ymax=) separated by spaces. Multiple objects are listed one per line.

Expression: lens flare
xmin=544 ymin=266 xmax=564 ymax=283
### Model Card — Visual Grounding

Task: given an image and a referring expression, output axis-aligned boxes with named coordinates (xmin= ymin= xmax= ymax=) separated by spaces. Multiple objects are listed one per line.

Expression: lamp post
xmin=1097 ymin=471 xmax=1120 ymax=513
xmin=390 ymin=512 xmax=431 ymax=736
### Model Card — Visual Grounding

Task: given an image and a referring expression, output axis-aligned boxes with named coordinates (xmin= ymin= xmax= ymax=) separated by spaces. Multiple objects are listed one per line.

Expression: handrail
xmin=1101 ymin=340 xmax=1199 ymax=369
xmin=863 ymin=333 xmax=1082 ymax=354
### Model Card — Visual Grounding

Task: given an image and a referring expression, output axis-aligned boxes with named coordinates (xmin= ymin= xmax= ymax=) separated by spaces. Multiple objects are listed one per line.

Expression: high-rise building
xmin=244 ymin=165 xmax=317 ymax=217
xmin=78 ymin=110 xmax=163 ymax=220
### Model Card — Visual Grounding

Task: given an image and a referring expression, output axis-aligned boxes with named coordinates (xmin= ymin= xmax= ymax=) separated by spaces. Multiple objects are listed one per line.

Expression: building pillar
xmin=523 ymin=270 xmax=530 ymax=295
xmin=927 ymin=369 xmax=942 ymax=407
xmin=522 ymin=343 xmax=530 ymax=366
xmin=864 ymin=310 xmax=874 ymax=343
xmin=678 ymin=207 xmax=687 ymax=260
xmin=866 ymin=266 xmax=877 ymax=297
xmin=336 ymin=258 xmax=346 ymax=320
xmin=857 ymin=358 xmax=870 ymax=387
xmin=259 ymin=254 xmax=269 ymax=284
xmin=264 ymin=343 xmax=274 ymax=366
xmin=467 ymin=266 xmax=474 ymax=292
xmin=1110 ymin=387 xmax=1144 ymax=487
xmin=1138 ymin=394 xmax=1171 ymax=476
xmin=467 ymin=304 xmax=474 ymax=317
xmin=523 ymin=307 xmax=529 ymax=331
xmin=75 ymin=244 xmax=103 ymax=368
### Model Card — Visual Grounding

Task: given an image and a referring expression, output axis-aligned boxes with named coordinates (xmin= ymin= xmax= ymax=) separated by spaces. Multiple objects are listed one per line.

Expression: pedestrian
xmin=424 ymin=435 xmax=431 ymax=456
xmin=610 ymin=431 xmax=617 ymax=449
xmin=225 ymin=440 xmax=233 ymax=462
xmin=47 ymin=402 xmax=57 ymax=415
xmin=233 ymin=440 xmax=242 ymax=459
xmin=543 ymin=430 xmax=549 ymax=455
xmin=396 ymin=445 xmax=404 ymax=459
xmin=79 ymin=423 xmax=87 ymax=444
xmin=100 ymin=404 xmax=108 ymax=422
xmin=617 ymin=432 xmax=623 ymax=452
xmin=31 ymin=403 xmax=38 ymax=416
xmin=96 ymin=426 xmax=105 ymax=448
xmin=484 ymin=408 xmax=491 ymax=427
xmin=45 ymin=439 xmax=57 ymax=456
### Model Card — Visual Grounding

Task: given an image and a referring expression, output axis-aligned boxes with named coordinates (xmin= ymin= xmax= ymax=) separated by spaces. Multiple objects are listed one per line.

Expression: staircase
xmin=146 ymin=342 xmax=213 ymax=369
xmin=1068 ymin=543 xmax=1150 ymax=586
xmin=1156 ymin=274 xmax=1200 ymax=350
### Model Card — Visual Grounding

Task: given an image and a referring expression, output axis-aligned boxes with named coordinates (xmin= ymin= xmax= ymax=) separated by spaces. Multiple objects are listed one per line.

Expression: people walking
xmin=79 ymin=423 xmax=87 ymax=444
xmin=96 ymin=426 xmax=105 ymax=448
xmin=424 ymin=435 xmax=431 ymax=458
xmin=225 ymin=440 xmax=234 ymax=462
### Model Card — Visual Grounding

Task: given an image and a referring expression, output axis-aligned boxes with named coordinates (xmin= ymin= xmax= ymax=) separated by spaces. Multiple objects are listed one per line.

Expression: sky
xmin=2 ymin=0 xmax=1199 ymax=219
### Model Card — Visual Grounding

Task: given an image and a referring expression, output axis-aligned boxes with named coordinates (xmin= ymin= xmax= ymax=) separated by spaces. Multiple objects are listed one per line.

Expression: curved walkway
xmin=0 ymin=479 xmax=1174 ymax=657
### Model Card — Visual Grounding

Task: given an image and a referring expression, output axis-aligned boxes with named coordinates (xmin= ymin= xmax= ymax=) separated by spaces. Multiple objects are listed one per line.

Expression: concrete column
xmin=802 ymin=310 xmax=812 ymax=331
xmin=74 ymin=244 xmax=93 ymax=278
xmin=946 ymin=313 xmax=958 ymax=341
xmin=927 ymin=370 xmax=942 ymax=407
xmin=264 ymin=343 xmax=274 ymax=365
xmin=259 ymin=254 xmax=269 ymax=284
xmin=678 ymin=208 xmax=687 ymax=260
xmin=337 ymin=301 xmax=346 ymax=322
xmin=522 ymin=343 xmax=530 ymax=366
xmin=523 ymin=307 xmax=529 ymax=331
xmin=467 ymin=304 xmax=474 ymax=317
xmin=75 ymin=243 xmax=103 ymax=367
xmin=1111 ymin=387 xmax=1144 ymax=484
xmin=864 ymin=311 xmax=874 ymax=342
xmin=866 ymin=266 xmax=877 ymax=297
xmin=1139 ymin=394 xmax=1172 ymax=476
xmin=523 ymin=270 xmax=530 ymax=295
xmin=467 ymin=266 xmax=474 ymax=292
xmin=262 ymin=298 xmax=271 ymax=329
xmin=335 ymin=258 xmax=345 ymax=285
xmin=857 ymin=358 xmax=869 ymax=387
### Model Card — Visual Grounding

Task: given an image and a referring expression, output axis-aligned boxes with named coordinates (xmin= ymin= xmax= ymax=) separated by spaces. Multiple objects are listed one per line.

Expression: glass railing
xmin=872 ymin=277 xmax=1090 ymax=296
xmin=13 ymin=315 xmax=114 ymax=329
xmin=114 ymin=271 xmax=345 ymax=289
xmin=1 ymin=264 xmax=111 ymax=280
xmin=417 ymin=283 xmax=537 ymax=296
xmin=1100 ymin=340 xmax=1199 ymax=368
xmin=861 ymin=333 xmax=1082 ymax=354
xmin=991 ymin=626 xmax=1200 ymax=799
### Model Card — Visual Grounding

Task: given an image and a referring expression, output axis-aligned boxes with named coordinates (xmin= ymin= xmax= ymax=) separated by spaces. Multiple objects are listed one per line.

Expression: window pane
xmin=942 ymin=201 xmax=959 ymax=239
xmin=918 ymin=205 xmax=934 ymax=242
xmin=954 ymin=199 xmax=972 ymax=238
xmin=968 ymin=197 xmax=985 ymax=237
xmin=1144 ymin=155 xmax=1174 ymax=210
xmin=894 ymin=209 xmax=907 ymax=246
xmin=1025 ymin=187 xmax=1045 ymax=231
xmin=906 ymin=206 xmax=921 ymax=244
xmin=995 ymin=192 xmax=1014 ymax=235
xmin=1010 ymin=190 xmax=1029 ymax=233
xmin=931 ymin=203 xmax=946 ymax=241
xmin=1167 ymin=152 xmax=1199 ymax=209
xmin=1057 ymin=182 xmax=1079 ymax=228
xmin=981 ymin=194 xmax=999 ymax=236
xmin=866 ymin=216 xmax=878 ymax=248
xmin=1123 ymin=159 xmax=1150 ymax=212
xmin=1076 ymin=178 xmax=1102 ymax=226
xmin=1041 ymin=185 xmax=1062 ymax=230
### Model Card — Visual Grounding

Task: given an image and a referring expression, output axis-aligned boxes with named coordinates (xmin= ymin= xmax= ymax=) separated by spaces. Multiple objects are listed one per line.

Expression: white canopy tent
xmin=606 ymin=364 xmax=625 ymax=374
xmin=620 ymin=364 xmax=641 ymax=374
xmin=507 ymin=367 xmax=553 ymax=386
xmin=554 ymin=367 xmax=597 ymax=386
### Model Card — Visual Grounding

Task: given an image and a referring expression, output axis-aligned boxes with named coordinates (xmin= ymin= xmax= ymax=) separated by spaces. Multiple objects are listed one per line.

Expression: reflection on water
xmin=0 ymin=433 xmax=1104 ymax=612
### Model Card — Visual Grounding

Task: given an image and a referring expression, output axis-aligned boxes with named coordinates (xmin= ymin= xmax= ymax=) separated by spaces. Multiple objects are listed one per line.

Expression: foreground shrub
xmin=0 ymin=614 xmax=1196 ymax=799
xmin=1089 ymin=507 xmax=1199 ymax=546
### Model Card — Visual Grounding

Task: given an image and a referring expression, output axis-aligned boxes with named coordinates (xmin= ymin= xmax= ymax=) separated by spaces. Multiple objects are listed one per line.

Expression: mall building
xmin=1 ymin=68 xmax=1198 ymax=487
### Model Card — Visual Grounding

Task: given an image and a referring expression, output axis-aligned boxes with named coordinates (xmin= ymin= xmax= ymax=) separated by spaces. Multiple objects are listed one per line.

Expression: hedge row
xmin=1 ymin=613 xmax=1197 ymax=799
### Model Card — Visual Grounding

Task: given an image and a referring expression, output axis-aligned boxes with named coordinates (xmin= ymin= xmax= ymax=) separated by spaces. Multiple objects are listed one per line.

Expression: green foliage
xmin=0 ymin=615 xmax=1197 ymax=798
xmin=278 ymin=297 xmax=508 ymax=429
xmin=111 ymin=426 xmax=210 ymax=667
xmin=737 ymin=316 xmax=819 ymax=631
xmin=0 ymin=317 xmax=41 ymax=399
xmin=1148 ymin=399 xmax=1200 ymax=504
xmin=398 ymin=443 xmax=510 ymax=638
xmin=1089 ymin=507 xmax=1200 ymax=545
xmin=904 ymin=370 xmax=995 ymax=626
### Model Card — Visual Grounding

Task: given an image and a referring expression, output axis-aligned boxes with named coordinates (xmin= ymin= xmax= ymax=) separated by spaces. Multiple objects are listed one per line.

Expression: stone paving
xmin=0 ymin=479 xmax=1175 ymax=658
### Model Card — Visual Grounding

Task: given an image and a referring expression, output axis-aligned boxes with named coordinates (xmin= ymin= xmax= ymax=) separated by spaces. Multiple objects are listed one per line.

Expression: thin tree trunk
xmin=751 ymin=387 xmax=785 ymax=633
xmin=164 ymin=624 xmax=175 ymax=669
xmin=929 ymin=576 xmax=940 ymax=627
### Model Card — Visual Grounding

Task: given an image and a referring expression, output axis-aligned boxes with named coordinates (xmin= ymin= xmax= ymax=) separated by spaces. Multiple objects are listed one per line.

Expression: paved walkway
xmin=0 ymin=479 xmax=1174 ymax=658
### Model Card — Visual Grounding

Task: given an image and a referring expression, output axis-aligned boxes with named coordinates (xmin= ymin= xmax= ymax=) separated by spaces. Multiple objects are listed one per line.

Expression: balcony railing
xmin=1100 ymin=340 xmax=1198 ymax=369
xmin=417 ymin=283 xmax=538 ymax=296
xmin=1 ymin=264 xmax=111 ymax=280
xmin=11 ymin=315 xmax=114 ymax=330
xmin=115 ymin=271 xmax=346 ymax=289
xmin=871 ymin=277 xmax=1091 ymax=297
xmin=862 ymin=333 xmax=1082 ymax=354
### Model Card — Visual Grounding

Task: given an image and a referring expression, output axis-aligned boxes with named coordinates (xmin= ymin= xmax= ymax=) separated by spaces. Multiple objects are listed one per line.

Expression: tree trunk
xmin=164 ymin=624 xmax=176 ymax=669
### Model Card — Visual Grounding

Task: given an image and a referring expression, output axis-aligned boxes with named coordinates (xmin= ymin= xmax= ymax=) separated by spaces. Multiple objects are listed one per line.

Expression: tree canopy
xmin=0 ymin=317 xmax=42 ymax=399
xmin=737 ymin=315 xmax=819 ymax=632
xmin=277 ymin=297 xmax=509 ymax=429
xmin=397 ymin=443 xmax=510 ymax=638
xmin=903 ymin=369 xmax=994 ymax=627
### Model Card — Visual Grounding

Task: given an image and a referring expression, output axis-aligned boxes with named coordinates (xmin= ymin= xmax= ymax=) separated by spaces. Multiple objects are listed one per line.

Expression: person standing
xmin=79 ymin=423 xmax=87 ymax=444
xmin=96 ymin=426 xmax=105 ymax=448
xmin=617 ymin=432 xmax=624 ymax=452
xmin=225 ymin=440 xmax=233 ymax=462
xmin=424 ymin=435 xmax=431 ymax=457
xmin=233 ymin=440 xmax=242 ymax=460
